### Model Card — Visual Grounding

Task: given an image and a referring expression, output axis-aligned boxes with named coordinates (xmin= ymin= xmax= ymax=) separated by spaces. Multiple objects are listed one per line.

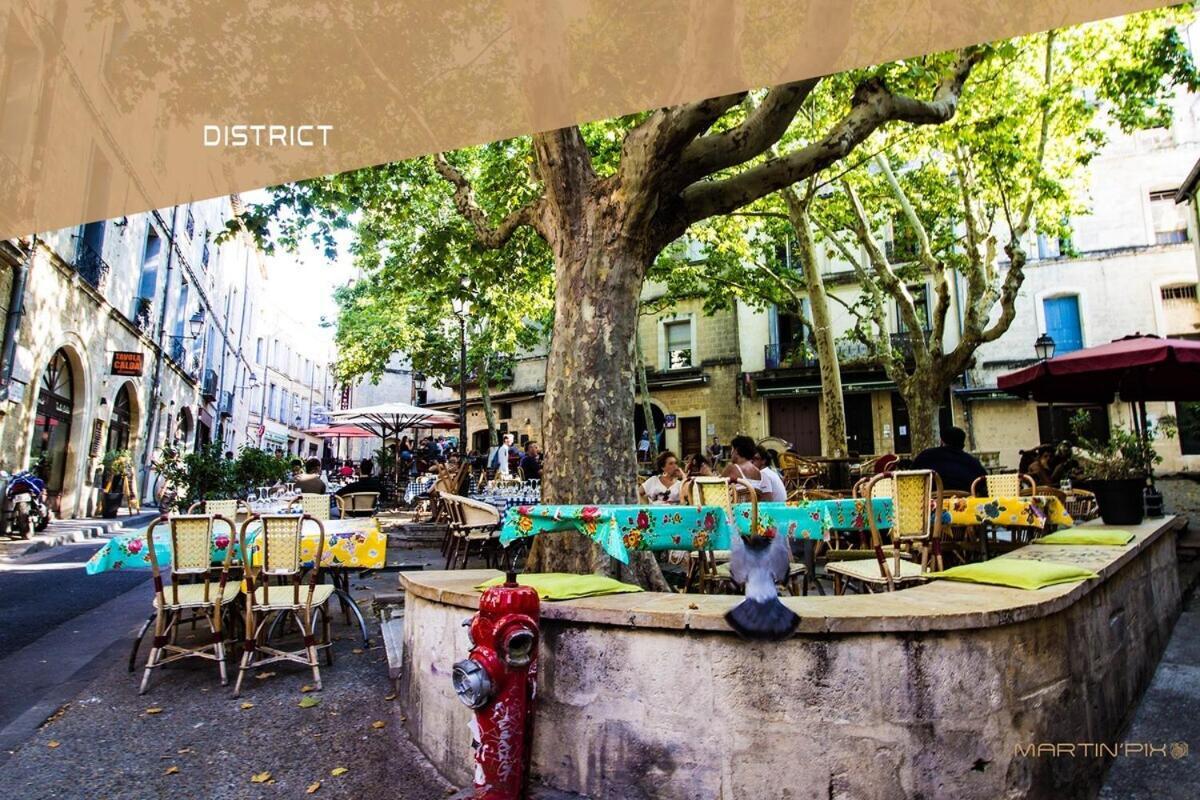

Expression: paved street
xmin=0 ymin=526 xmax=459 ymax=799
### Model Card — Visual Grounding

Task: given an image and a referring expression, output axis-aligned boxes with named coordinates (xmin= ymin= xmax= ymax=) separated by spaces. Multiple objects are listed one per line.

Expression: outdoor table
xmin=499 ymin=499 xmax=893 ymax=565
xmin=87 ymin=517 xmax=385 ymax=645
xmin=404 ymin=475 xmax=438 ymax=504
xmin=945 ymin=495 xmax=1073 ymax=559
xmin=470 ymin=490 xmax=542 ymax=518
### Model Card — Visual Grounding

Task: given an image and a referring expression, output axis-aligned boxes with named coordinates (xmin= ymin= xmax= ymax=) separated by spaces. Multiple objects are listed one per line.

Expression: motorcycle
xmin=1 ymin=470 xmax=50 ymax=538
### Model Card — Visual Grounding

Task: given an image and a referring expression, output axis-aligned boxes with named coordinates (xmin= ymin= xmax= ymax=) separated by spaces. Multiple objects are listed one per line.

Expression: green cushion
xmin=1032 ymin=529 xmax=1134 ymax=546
xmin=475 ymin=572 xmax=644 ymax=601
xmin=928 ymin=558 xmax=1097 ymax=590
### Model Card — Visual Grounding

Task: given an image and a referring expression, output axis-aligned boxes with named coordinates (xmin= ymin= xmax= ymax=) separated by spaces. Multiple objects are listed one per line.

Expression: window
xmin=665 ymin=320 xmax=692 ymax=369
xmin=1161 ymin=284 xmax=1198 ymax=301
xmin=255 ymin=337 xmax=264 ymax=363
xmin=1149 ymin=189 xmax=1189 ymax=244
xmin=1177 ymin=402 xmax=1200 ymax=455
xmin=1043 ymin=295 xmax=1083 ymax=354
xmin=896 ymin=285 xmax=930 ymax=333
xmin=134 ymin=226 xmax=162 ymax=324
xmin=268 ymin=384 xmax=277 ymax=420
xmin=884 ymin=218 xmax=919 ymax=263
xmin=1038 ymin=404 xmax=1109 ymax=445
xmin=185 ymin=208 xmax=195 ymax=239
xmin=201 ymin=240 xmax=211 ymax=269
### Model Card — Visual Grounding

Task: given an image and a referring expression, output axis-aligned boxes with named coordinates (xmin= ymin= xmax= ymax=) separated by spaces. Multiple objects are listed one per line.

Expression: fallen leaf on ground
xmin=177 ymin=748 xmax=192 ymax=754
xmin=250 ymin=771 xmax=272 ymax=784
xmin=298 ymin=696 xmax=321 ymax=708
xmin=383 ymin=693 xmax=396 ymax=701
xmin=687 ymin=603 xmax=699 ymax=610
xmin=47 ymin=741 xmax=60 ymax=749
xmin=144 ymin=707 xmax=164 ymax=715
xmin=371 ymin=721 xmax=385 ymax=729
xmin=330 ymin=767 xmax=348 ymax=777
xmin=164 ymin=766 xmax=179 ymax=776
xmin=306 ymin=782 xmax=321 ymax=794
xmin=351 ymin=648 xmax=364 ymax=655
xmin=240 ymin=702 xmax=254 ymax=710
xmin=255 ymin=671 xmax=276 ymax=680
xmin=300 ymin=684 xmax=316 ymax=693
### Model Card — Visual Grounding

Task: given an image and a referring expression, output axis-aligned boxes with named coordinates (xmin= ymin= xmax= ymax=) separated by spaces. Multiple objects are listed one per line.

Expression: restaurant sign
xmin=663 ymin=414 xmax=677 ymax=429
xmin=111 ymin=351 xmax=145 ymax=376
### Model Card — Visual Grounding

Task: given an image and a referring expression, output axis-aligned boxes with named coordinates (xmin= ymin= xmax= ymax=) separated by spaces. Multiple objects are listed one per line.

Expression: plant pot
xmin=100 ymin=491 xmax=124 ymax=519
xmin=1080 ymin=478 xmax=1145 ymax=526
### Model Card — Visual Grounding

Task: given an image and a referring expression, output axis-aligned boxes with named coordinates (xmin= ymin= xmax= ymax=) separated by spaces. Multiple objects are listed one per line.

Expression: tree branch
xmin=679 ymin=78 xmax=821 ymax=179
xmin=680 ymin=48 xmax=983 ymax=223
xmin=433 ymin=153 xmax=545 ymax=247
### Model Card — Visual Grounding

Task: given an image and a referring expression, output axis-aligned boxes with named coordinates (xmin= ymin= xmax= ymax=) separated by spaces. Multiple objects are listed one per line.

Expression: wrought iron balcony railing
xmin=133 ymin=296 xmax=154 ymax=332
xmin=201 ymin=369 xmax=219 ymax=401
xmin=218 ymin=390 xmax=235 ymax=417
xmin=72 ymin=236 xmax=112 ymax=291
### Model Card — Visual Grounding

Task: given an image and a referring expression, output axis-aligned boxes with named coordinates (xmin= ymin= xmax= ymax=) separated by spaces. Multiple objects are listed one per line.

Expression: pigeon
xmin=724 ymin=529 xmax=800 ymax=641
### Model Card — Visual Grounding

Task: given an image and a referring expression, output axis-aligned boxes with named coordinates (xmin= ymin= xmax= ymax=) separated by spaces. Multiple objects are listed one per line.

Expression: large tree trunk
xmin=897 ymin=376 xmax=941 ymax=454
xmin=527 ymin=217 xmax=669 ymax=590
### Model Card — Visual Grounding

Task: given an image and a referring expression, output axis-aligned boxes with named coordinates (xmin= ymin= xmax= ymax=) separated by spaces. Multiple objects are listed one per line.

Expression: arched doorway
xmin=106 ymin=383 xmax=134 ymax=453
xmin=176 ymin=407 xmax=193 ymax=449
xmin=633 ymin=402 xmax=666 ymax=449
xmin=31 ymin=349 xmax=75 ymax=503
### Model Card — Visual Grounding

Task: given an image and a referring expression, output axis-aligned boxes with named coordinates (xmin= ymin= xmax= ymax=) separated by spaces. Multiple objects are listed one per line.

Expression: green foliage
xmin=228 ymin=446 xmax=292 ymax=497
xmin=151 ymin=443 xmax=291 ymax=508
xmin=1070 ymin=410 xmax=1172 ymax=480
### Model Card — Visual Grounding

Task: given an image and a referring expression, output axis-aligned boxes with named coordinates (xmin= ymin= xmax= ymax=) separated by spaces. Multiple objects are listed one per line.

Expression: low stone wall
xmin=401 ymin=519 xmax=1181 ymax=800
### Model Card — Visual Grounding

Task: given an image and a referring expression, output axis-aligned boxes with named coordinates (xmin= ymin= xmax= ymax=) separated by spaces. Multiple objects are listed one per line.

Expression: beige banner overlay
xmin=0 ymin=0 xmax=1171 ymax=239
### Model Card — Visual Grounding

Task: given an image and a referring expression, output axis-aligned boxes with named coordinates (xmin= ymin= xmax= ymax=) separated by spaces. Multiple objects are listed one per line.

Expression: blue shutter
xmin=1043 ymin=296 xmax=1082 ymax=353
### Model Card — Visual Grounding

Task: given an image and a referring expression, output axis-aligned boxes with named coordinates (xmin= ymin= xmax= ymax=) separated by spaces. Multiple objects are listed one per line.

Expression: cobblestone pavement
xmin=0 ymin=530 xmax=458 ymax=800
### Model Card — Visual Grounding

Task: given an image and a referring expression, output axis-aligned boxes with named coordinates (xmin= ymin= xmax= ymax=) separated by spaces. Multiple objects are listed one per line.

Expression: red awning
xmin=303 ymin=424 xmax=376 ymax=439
xmin=996 ymin=335 xmax=1200 ymax=403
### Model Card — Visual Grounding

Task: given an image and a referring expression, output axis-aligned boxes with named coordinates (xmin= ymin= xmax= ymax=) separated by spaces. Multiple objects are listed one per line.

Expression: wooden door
xmin=679 ymin=417 xmax=703 ymax=458
xmin=768 ymin=397 xmax=821 ymax=455
xmin=843 ymin=394 xmax=875 ymax=456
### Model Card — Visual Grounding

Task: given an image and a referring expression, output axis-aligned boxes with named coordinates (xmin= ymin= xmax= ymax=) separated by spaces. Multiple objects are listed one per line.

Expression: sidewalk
xmin=1099 ymin=555 xmax=1200 ymax=798
xmin=0 ymin=510 xmax=159 ymax=560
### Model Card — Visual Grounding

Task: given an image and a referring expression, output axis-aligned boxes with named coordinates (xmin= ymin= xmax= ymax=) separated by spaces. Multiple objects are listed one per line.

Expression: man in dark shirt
xmin=295 ymin=457 xmax=327 ymax=494
xmin=336 ymin=458 xmax=383 ymax=496
xmin=912 ymin=425 xmax=987 ymax=492
xmin=519 ymin=442 xmax=542 ymax=481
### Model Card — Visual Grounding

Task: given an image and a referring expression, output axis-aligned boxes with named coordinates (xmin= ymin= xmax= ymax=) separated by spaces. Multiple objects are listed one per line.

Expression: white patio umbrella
xmin=329 ymin=402 xmax=459 ymax=488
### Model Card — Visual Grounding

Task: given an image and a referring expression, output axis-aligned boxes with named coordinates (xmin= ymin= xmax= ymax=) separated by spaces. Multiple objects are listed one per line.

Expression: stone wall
xmin=402 ymin=525 xmax=1180 ymax=799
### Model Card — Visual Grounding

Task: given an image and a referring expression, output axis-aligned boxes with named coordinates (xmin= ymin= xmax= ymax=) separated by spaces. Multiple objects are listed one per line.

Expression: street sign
xmin=111 ymin=351 xmax=144 ymax=376
xmin=663 ymin=414 xmax=677 ymax=429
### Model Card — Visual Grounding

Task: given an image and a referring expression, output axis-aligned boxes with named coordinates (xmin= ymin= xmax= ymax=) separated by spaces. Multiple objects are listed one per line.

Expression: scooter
xmin=1 ymin=470 xmax=50 ymax=538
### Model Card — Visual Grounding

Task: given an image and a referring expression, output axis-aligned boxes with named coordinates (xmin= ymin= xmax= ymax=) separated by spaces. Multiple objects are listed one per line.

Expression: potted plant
xmin=1070 ymin=412 xmax=1171 ymax=526
xmin=100 ymin=449 xmax=132 ymax=518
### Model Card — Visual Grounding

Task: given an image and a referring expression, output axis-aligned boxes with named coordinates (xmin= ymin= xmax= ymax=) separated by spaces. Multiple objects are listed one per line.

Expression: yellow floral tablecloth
xmin=942 ymin=496 xmax=1073 ymax=529
xmin=247 ymin=517 xmax=386 ymax=569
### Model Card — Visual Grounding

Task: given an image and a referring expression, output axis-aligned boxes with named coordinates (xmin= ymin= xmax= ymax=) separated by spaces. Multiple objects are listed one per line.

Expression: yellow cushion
xmin=826 ymin=557 xmax=926 ymax=583
xmin=929 ymin=559 xmax=1096 ymax=590
xmin=155 ymin=582 xmax=241 ymax=608
xmin=1032 ymin=529 xmax=1134 ymax=546
xmin=250 ymin=583 xmax=335 ymax=609
xmin=475 ymin=573 xmax=642 ymax=601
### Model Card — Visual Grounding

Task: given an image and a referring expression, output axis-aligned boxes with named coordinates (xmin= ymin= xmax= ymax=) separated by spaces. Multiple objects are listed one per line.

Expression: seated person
xmin=336 ymin=458 xmax=383 ymax=497
xmin=751 ymin=446 xmax=788 ymax=502
xmin=911 ymin=426 xmax=986 ymax=493
xmin=294 ymin=457 xmax=327 ymax=494
xmin=722 ymin=435 xmax=763 ymax=490
xmin=519 ymin=442 xmax=543 ymax=481
xmin=640 ymin=451 xmax=683 ymax=505
xmin=1027 ymin=448 xmax=1055 ymax=487
xmin=685 ymin=453 xmax=713 ymax=478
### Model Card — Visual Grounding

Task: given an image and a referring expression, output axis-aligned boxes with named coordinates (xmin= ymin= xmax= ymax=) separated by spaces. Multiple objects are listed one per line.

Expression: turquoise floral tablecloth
xmin=499 ymin=499 xmax=893 ymax=564
xmin=85 ymin=517 xmax=384 ymax=574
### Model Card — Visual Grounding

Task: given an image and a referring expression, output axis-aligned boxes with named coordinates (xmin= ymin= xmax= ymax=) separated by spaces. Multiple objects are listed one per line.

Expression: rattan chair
xmin=234 ymin=513 xmax=334 ymax=697
xmin=442 ymin=493 xmax=501 ymax=569
xmin=140 ymin=513 xmax=240 ymax=693
xmin=187 ymin=498 xmax=251 ymax=520
xmin=287 ymin=493 xmax=333 ymax=521
xmin=1063 ymin=487 xmax=1099 ymax=522
xmin=338 ymin=492 xmax=379 ymax=517
xmin=826 ymin=470 xmax=943 ymax=594
xmin=971 ymin=472 xmax=1036 ymax=498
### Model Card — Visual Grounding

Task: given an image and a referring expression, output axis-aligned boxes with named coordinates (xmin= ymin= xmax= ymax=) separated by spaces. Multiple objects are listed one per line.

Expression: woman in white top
xmin=752 ymin=446 xmax=789 ymax=502
xmin=722 ymin=435 xmax=765 ymax=497
xmin=640 ymin=451 xmax=683 ymax=505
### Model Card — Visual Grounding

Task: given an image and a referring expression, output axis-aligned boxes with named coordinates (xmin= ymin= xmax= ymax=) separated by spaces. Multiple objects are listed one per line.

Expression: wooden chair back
xmin=690 ymin=477 xmax=734 ymax=511
xmin=240 ymin=513 xmax=326 ymax=608
xmin=340 ymin=492 xmax=379 ymax=515
xmin=864 ymin=469 xmax=944 ymax=577
xmin=144 ymin=513 xmax=236 ymax=608
xmin=972 ymin=472 xmax=1035 ymax=498
xmin=855 ymin=475 xmax=893 ymax=498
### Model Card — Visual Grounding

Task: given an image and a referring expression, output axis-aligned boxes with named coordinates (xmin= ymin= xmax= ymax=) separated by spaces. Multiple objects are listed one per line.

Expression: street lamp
xmin=188 ymin=309 xmax=205 ymax=339
xmin=450 ymin=275 xmax=471 ymax=457
xmin=1035 ymin=333 xmax=1058 ymax=443
xmin=1034 ymin=333 xmax=1056 ymax=362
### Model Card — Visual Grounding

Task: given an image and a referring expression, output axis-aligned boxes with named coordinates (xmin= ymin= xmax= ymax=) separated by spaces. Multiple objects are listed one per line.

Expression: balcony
xmin=218 ymin=390 xmax=235 ymax=418
xmin=71 ymin=236 xmax=111 ymax=291
xmin=201 ymin=369 xmax=218 ymax=401
xmin=764 ymin=339 xmax=872 ymax=370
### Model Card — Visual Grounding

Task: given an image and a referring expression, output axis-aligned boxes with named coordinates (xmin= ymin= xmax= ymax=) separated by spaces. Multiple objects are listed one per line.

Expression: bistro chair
xmin=234 ymin=513 xmax=334 ymax=697
xmin=713 ymin=479 xmax=806 ymax=595
xmin=188 ymin=498 xmax=251 ymax=521
xmin=825 ymin=470 xmax=943 ymax=595
xmin=1063 ymin=487 xmax=1099 ymax=522
xmin=287 ymin=492 xmax=333 ymax=520
xmin=139 ymin=513 xmax=240 ymax=694
xmin=971 ymin=472 xmax=1035 ymax=498
xmin=338 ymin=492 xmax=379 ymax=518
xmin=442 ymin=493 xmax=502 ymax=569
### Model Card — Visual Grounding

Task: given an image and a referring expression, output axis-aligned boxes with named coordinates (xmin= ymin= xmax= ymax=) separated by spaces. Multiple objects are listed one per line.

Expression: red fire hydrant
xmin=452 ymin=570 xmax=540 ymax=799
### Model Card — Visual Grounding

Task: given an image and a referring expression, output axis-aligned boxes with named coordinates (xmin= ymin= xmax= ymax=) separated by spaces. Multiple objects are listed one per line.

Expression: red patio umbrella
xmin=304 ymin=424 xmax=376 ymax=439
xmin=997 ymin=334 xmax=1200 ymax=403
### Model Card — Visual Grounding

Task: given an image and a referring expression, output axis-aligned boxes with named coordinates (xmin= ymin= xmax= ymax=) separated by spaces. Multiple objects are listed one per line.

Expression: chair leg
xmin=321 ymin=607 xmax=334 ymax=666
xmin=139 ymin=609 xmax=169 ymax=695
xmin=234 ymin=612 xmax=259 ymax=698
xmin=128 ymin=613 xmax=154 ymax=673
xmin=300 ymin=609 xmax=322 ymax=690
